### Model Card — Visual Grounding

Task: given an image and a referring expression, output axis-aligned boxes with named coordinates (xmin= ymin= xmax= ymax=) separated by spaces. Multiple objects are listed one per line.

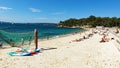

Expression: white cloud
xmin=0 ymin=6 xmax=12 ymax=10
xmin=52 ymin=12 xmax=65 ymax=15
xmin=29 ymin=8 xmax=42 ymax=12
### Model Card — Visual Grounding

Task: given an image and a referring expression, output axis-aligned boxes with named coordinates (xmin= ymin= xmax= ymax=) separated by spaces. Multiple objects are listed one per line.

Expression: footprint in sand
xmin=0 ymin=58 xmax=2 ymax=61
xmin=86 ymin=62 xmax=89 ymax=65
xmin=110 ymin=64 xmax=112 ymax=66
xmin=116 ymin=60 xmax=119 ymax=62
xmin=104 ymin=63 xmax=107 ymax=66
xmin=103 ymin=60 xmax=105 ymax=62
xmin=108 ymin=59 xmax=110 ymax=61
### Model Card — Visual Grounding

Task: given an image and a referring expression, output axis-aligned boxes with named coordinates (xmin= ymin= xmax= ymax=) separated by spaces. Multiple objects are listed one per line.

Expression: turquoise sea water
xmin=0 ymin=23 xmax=83 ymax=45
xmin=0 ymin=23 xmax=83 ymax=39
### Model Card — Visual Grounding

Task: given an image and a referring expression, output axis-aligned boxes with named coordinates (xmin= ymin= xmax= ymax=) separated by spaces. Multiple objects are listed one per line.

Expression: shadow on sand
xmin=42 ymin=47 xmax=57 ymax=51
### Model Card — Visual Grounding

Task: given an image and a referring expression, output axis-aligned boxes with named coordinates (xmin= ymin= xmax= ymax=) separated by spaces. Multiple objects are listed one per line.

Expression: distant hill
xmin=58 ymin=15 xmax=120 ymax=28
xmin=0 ymin=21 xmax=11 ymax=24
xmin=0 ymin=21 xmax=57 ymax=26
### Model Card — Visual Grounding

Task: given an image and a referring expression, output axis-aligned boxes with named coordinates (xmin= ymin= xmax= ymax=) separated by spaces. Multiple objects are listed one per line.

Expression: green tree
xmin=58 ymin=15 xmax=120 ymax=28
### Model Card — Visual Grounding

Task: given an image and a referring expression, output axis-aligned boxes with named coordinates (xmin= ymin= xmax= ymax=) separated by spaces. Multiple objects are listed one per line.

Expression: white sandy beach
xmin=0 ymin=28 xmax=120 ymax=68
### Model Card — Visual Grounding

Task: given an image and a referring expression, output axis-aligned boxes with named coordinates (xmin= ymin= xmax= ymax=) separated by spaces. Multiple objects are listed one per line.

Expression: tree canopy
xmin=58 ymin=15 xmax=120 ymax=27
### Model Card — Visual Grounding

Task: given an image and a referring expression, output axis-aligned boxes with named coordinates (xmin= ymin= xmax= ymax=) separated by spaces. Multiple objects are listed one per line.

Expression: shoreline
xmin=37 ymin=27 xmax=88 ymax=42
xmin=0 ymin=27 xmax=84 ymax=47
xmin=1 ymin=27 xmax=120 ymax=68
xmin=1 ymin=27 xmax=91 ymax=48
xmin=38 ymin=29 xmax=85 ymax=41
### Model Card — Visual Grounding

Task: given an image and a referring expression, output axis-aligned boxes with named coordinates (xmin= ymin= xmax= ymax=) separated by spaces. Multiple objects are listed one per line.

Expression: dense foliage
xmin=58 ymin=15 xmax=120 ymax=27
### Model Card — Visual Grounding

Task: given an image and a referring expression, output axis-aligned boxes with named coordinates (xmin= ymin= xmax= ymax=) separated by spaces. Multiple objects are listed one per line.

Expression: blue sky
xmin=0 ymin=0 xmax=120 ymax=23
